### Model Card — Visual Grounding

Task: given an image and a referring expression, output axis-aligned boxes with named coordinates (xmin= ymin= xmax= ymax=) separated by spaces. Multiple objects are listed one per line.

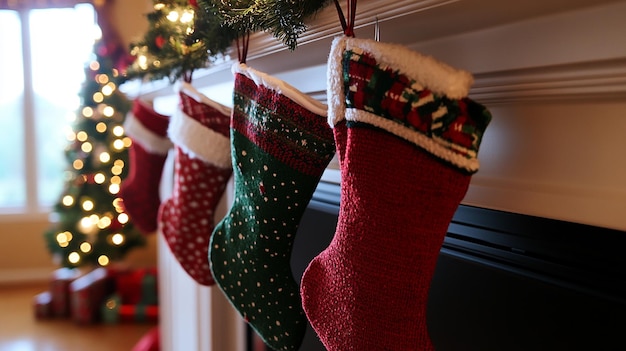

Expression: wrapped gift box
xmin=69 ymin=267 xmax=116 ymax=324
xmin=115 ymin=267 xmax=158 ymax=305
xmin=33 ymin=291 xmax=53 ymax=319
xmin=50 ymin=267 xmax=82 ymax=317
xmin=102 ymin=294 xmax=159 ymax=324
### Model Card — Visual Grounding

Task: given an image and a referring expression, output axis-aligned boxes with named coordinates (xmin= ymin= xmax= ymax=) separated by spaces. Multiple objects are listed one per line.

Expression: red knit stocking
xmin=158 ymin=82 xmax=232 ymax=286
xmin=300 ymin=36 xmax=492 ymax=350
xmin=120 ymin=99 xmax=172 ymax=234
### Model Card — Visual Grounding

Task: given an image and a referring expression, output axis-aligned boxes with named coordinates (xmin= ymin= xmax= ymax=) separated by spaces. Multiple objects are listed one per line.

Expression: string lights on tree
xmin=44 ymin=38 xmax=145 ymax=268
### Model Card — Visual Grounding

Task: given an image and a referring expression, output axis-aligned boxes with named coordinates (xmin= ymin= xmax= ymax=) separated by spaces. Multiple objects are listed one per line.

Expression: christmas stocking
xmin=120 ymin=99 xmax=172 ymax=234
xmin=300 ymin=37 xmax=492 ymax=351
xmin=158 ymin=82 xmax=232 ymax=286
xmin=209 ymin=63 xmax=335 ymax=351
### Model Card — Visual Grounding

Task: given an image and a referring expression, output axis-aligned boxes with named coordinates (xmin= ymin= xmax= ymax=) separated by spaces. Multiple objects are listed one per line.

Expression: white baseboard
xmin=0 ymin=267 xmax=53 ymax=285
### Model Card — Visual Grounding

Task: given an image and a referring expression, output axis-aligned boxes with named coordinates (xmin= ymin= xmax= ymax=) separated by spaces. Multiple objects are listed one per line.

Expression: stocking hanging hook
xmin=374 ymin=16 xmax=380 ymax=41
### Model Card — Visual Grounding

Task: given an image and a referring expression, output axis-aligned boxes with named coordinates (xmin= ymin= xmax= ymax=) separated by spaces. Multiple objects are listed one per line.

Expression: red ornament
xmin=155 ymin=36 xmax=166 ymax=49
xmin=189 ymin=0 xmax=198 ymax=8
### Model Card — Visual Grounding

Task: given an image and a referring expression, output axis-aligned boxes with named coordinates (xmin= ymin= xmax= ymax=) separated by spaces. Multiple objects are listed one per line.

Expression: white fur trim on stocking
xmin=168 ymin=108 xmax=232 ymax=169
xmin=123 ymin=112 xmax=173 ymax=155
xmin=327 ymin=36 xmax=474 ymax=127
xmin=345 ymin=109 xmax=480 ymax=173
xmin=232 ymin=63 xmax=328 ymax=117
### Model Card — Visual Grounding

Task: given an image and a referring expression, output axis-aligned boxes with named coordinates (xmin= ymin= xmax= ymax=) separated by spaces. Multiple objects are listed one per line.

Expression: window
xmin=0 ymin=4 xmax=99 ymax=213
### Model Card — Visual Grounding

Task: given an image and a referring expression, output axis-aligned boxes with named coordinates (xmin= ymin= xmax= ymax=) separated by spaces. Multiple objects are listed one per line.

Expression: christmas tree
xmin=43 ymin=38 xmax=145 ymax=268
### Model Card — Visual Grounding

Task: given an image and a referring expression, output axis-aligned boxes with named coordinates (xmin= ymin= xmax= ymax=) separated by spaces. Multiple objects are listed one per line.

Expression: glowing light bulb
xmin=94 ymin=173 xmax=106 ymax=184
xmin=81 ymin=142 xmax=93 ymax=153
xmin=82 ymin=199 xmax=94 ymax=211
xmin=56 ymin=231 xmax=72 ymax=246
xmin=93 ymin=92 xmax=104 ymax=103
xmin=138 ymin=55 xmax=148 ymax=70
xmin=154 ymin=3 xmax=165 ymax=10
xmin=111 ymin=165 xmax=123 ymax=176
xmin=109 ymin=183 xmax=120 ymax=194
xmin=167 ymin=10 xmax=179 ymax=22
xmin=96 ymin=122 xmax=107 ymax=133
xmin=80 ymin=216 xmax=92 ymax=229
xmin=80 ymin=242 xmax=92 ymax=253
xmin=68 ymin=252 xmax=80 ymax=264
xmin=99 ymin=152 xmax=111 ymax=163
xmin=180 ymin=9 xmax=194 ymax=23
xmin=97 ymin=74 xmax=109 ymax=84
xmin=101 ymin=85 xmax=113 ymax=96
xmin=110 ymin=176 xmax=121 ymax=185
xmin=76 ymin=131 xmax=88 ymax=142
xmin=98 ymin=255 xmax=110 ymax=266
xmin=62 ymin=195 xmax=74 ymax=206
xmin=123 ymin=137 xmax=132 ymax=148
xmin=103 ymin=106 xmax=114 ymax=117
xmin=73 ymin=160 xmax=84 ymax=170
xmin=89 ymin=61 xmax=100 ymax=71
xmin=82 ymin=106 xmax=94 ymax=118
xmin=112 ymin=126 xmax=124 ymax=137
xmin=113 ymin=139 xmax=124 ymax=150
xmin=97 ymin=216 xmax=112 ymax=229
xmin=111 ymin=233 xmax=125 ymax=245
xmin=118 ymin=213 xmax=129 ymax=223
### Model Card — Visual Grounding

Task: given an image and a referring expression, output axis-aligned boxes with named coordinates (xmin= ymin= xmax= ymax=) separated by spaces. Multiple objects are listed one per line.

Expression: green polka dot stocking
xmin=210 ymin=64 xmax=335 ymax=351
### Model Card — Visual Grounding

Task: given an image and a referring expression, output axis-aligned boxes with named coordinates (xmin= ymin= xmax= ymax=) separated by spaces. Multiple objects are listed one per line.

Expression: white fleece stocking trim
xmin=327 ymin=36 xmax=474 ymax=127
xmin=345 ymin=109 xmax=480 ymax=173
xmin=168 ymin=108 xmax=232 ymax=169
xmin=123 ymin=113 xmax=173 ymax=155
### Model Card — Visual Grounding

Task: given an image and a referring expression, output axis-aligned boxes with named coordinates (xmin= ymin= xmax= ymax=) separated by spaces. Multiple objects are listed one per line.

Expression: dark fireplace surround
xmin=248 ymin=180 xmax=626 ymax=351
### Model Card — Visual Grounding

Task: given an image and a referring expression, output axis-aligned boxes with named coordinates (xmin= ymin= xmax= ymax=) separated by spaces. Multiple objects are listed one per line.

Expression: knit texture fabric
xmin=119 ymin=99 xmax=172 ymax=234
xmin=158 ymin=82 xmax=232 ymax=286
xmin=300 ymin=36 xmax=492 ymax=351
xmin=210 ymin=64 xmax=335 ymax=351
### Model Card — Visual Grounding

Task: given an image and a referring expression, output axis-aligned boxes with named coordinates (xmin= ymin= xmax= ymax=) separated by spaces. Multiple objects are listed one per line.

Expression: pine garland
xmin=126 ymin=0 xmax=237 ymax=83
xmin=205 ymin=0 xmax=333 ymax=51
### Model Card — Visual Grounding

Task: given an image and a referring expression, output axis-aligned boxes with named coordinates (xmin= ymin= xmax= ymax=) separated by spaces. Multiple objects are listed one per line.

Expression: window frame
xmin=0 ymin=5 xmax=96 ymax=218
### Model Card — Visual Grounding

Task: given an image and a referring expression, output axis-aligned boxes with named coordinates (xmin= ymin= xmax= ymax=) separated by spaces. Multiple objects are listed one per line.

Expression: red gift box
xmin=119 ymin=304 xmax=159 ymax=323
xmin=69 ymin=267 xmax=116 ymax=324
xmin=102 ymin=294 xmax=158 ymax=324
xmin=50 ymin=268 xmax=82 ymax=317
xmin=115 ymin=267 xmax=158 ymax=305
xmin=33 ymin=291 xmax=53 ymax=319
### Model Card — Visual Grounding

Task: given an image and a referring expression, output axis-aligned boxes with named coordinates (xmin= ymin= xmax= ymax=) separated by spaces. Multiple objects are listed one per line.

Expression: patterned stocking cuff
xmin=231 ymin=64 xmax=335 ymax=177
xmin=167 ymin=83 xmax=232 ymax=169
xmin=124 ymin=100 xmax=173 ymax=155
xmin=328 ymin=36 xmax=492 ymax=173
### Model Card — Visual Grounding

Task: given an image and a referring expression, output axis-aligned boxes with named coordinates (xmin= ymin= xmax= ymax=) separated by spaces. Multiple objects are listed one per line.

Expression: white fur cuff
xmin=168 ymin=108 xmax=232 ymax=169
xmin=124 ymin=113 xmax=173 ymax=155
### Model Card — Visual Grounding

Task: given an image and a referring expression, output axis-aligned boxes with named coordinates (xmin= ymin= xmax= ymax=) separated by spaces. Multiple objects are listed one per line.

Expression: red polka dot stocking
xmin=158 ymin=82 xmax=233 ymax=286
xmin=119 ymin=99 xmax=172 ymax=234
xmin=209 ymin=64 xmax=335 ymax=351
xmin=300 ymin=37 xmax=492 ymax=350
